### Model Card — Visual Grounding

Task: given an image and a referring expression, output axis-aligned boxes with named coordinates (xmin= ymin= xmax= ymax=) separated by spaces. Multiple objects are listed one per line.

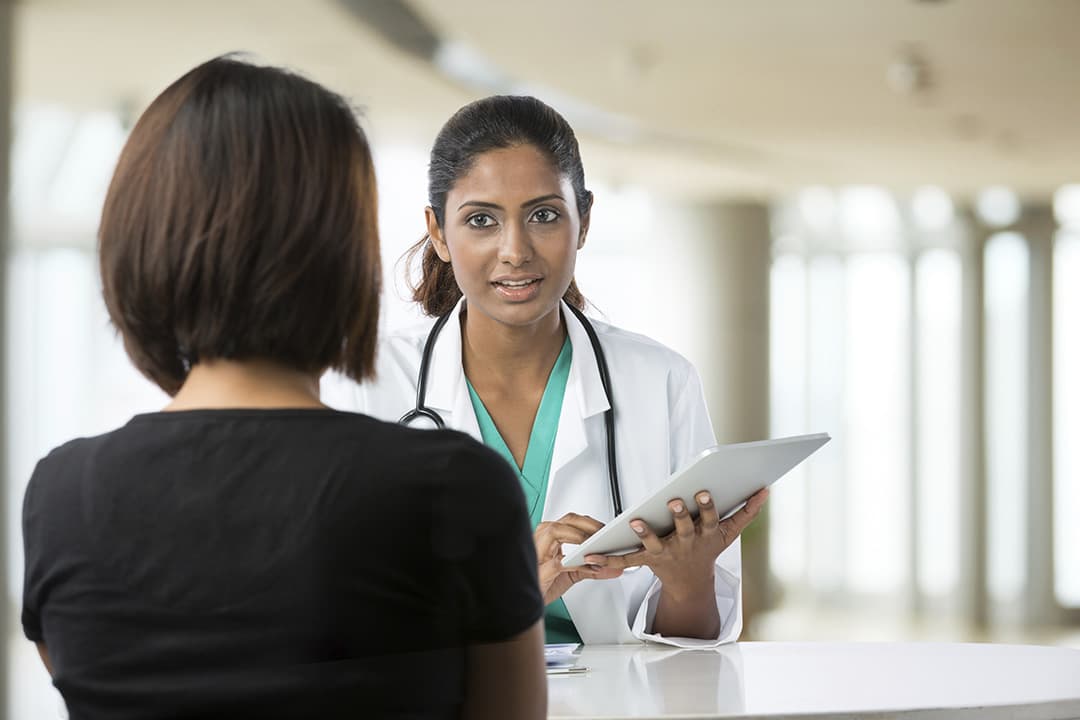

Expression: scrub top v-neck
xmin=465 ymin=336 xmax=581 ymax=644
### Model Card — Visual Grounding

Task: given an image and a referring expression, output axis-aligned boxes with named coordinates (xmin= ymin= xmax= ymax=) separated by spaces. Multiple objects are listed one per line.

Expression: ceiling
xmin=11 ymin=0 xmax=1080 ymax=201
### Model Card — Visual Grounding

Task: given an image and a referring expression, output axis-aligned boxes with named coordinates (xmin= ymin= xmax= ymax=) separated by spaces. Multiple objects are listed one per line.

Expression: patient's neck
xmin=165 ymin=358 xmax=325 ymax=411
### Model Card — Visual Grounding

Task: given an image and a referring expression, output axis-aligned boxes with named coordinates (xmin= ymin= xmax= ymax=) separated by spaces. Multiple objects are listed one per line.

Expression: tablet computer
xmin=560 ymin=432 xmax=830 ymax=568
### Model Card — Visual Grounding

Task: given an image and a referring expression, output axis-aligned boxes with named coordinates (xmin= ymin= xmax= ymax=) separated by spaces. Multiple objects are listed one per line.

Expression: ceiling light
xmin=887 ymin=48 xmax=932 ymax=97
xmin=1053 ymin=185 xmax=1080 ymax=229
xmin=912 ymin=186 xmax=954 ymax=231
xmin=797 ymin=186 xmax=836 ymax=233
xmin=975 ymin=186 xmax=1021 ymax=228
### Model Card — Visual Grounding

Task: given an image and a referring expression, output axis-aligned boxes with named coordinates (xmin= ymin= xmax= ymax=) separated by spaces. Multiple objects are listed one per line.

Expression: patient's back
xmin=22 ymin=408 xmax=542 ymax=720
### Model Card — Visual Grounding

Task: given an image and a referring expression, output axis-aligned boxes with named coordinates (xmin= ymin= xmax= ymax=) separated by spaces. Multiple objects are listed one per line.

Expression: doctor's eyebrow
xmin=457 ymin=193 xmax=566 ymax=211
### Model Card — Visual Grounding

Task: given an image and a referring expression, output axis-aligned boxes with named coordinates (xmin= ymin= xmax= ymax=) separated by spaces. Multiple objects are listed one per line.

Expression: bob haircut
xmin=408 ymin=95 xmax=590 ymax=316
xmin=99 ymin=55 xmax=380 ymax=396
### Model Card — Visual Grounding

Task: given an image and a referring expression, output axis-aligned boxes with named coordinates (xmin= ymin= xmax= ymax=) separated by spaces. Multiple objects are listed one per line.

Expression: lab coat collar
xmin=424 ymin=297 xmax=466 ymax=414
xmin=421 ymin=297 xmax=611 ymax=441
xmin=421 ymin=298 xmax=482 ymax=440
xmin=548 ymin=298 xmax=611 ymax=488
xmin=561 ymin=299 xmax=612 ymax=421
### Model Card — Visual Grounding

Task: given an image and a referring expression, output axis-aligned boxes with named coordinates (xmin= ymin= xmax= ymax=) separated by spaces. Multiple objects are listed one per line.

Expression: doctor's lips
xmin=491 ymin=274 xmax=543 ymax=301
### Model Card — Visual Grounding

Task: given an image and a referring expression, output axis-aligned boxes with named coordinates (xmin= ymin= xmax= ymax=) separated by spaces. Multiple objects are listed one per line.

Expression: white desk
xmin=548 ymin=641 xmax=1080 ymax=719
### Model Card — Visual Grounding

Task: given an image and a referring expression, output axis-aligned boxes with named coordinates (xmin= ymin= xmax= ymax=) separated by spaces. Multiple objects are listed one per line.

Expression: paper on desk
xmin=545 ymin=643 xmax=584 ymax=674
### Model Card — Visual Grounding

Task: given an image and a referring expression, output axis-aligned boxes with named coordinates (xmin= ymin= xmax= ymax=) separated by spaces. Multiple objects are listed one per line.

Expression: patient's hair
xmin=406 ymin=95 xmax=590 ymax=316
xmin=99 ymin=55 xmax=380 ymax=395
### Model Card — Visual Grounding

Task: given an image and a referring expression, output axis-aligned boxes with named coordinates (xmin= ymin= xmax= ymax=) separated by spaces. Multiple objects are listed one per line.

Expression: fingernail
xmin=699 ymin=493 xmax=711 ymax=505
xmin=672 ymin=502 xmax=684 ymax=513
xmin=632 ymin=522 xmax=646 ymax=535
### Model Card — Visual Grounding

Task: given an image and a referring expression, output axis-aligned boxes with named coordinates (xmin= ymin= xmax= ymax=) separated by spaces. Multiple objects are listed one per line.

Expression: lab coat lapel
xmin=425 ymin=298 xmax=482 ymax=442
xmin=549 ymin=302 xmax=611 ymax=482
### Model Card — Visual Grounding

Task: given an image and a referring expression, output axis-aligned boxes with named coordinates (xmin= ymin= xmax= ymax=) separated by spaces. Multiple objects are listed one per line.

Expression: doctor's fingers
xmin=567 ymin=564 xmax=622 ymax=581
xmin=667 ymin=499 xmax=696 ymax=539
xmin=631 ymin=520 xmax=666 ymax=555
xmin=533 ymin=522 xmax=593 ymax=556
xmin=581 ymin=520 xmax=663 ymax=571
xmin=551 ymin=513 xmax=605 ymax=534
xmin=587 ymin=547 xmax=652 ymax=571
xmin=696 ymin=492 xmax=721 ymax=531
xmin=715 ymin=488 xmax=769 ymax=548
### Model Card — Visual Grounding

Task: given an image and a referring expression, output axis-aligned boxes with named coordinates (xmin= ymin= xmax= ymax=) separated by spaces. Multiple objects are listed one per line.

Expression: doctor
xmin=357 ymin=95 xmax=768 ymax=647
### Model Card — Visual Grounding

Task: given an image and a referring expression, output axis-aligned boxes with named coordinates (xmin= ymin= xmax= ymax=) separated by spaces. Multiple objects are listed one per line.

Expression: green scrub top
xmin=465 ymin=336 xmax=582 ymax=644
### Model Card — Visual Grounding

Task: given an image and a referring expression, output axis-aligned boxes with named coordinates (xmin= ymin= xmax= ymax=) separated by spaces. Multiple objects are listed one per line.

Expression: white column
xmin=959 ymin=209 xmax=989 ymax=631
xmin=906 ymin=244 xmax=921 ymax=617
xmin=675 ymin=200 xmax=772 ymax=633
xmin=1018 ymin=205 xmax=1057 ymax=627
xmin=686 ymin=201 xmax=771 ymax=444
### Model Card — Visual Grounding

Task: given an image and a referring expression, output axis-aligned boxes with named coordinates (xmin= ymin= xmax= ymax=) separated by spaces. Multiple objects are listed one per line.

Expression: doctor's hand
xmin=584 ymin=488 xmax=769 ymax=593
xmin=534 ymin=513 xmax=624 ymax=605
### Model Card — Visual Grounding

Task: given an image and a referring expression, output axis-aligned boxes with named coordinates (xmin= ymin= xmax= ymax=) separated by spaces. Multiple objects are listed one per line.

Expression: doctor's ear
xmin=577 ymin=192 xmax=593 ymax=250
xmin=425 ymin=207 xmax=451 ymax=263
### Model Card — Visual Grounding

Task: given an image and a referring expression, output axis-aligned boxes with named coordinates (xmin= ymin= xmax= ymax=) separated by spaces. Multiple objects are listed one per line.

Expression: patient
xmin=21 ymin=55 xmax=545 ymax=720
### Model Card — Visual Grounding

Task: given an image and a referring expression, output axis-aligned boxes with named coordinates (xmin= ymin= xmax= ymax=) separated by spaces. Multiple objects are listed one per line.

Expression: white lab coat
xmin=351 ymin=298 xmax=742 ymax=647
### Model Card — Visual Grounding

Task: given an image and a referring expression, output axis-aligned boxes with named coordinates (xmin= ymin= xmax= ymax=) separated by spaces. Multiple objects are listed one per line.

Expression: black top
xmin=22 ymin=408 xmax=543 ymax=720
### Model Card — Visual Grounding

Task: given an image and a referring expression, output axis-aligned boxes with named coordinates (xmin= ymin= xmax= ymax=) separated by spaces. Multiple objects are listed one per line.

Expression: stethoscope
xmin=399 ymin=302 xmax=623 ymax=516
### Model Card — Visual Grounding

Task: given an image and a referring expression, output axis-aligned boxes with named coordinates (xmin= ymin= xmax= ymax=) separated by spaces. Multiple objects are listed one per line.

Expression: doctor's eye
xmin=530 ymin=208 xmax=560 ymax=224
xmin=466 ymin=213 xmax=497 ymax=229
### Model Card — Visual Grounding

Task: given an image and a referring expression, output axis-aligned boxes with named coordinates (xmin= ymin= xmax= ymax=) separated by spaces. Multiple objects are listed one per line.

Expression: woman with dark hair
xmin=358 ymin=95 xmax=768 ymax=647
xmin=21 ymin=58 xmax=546 ymax=719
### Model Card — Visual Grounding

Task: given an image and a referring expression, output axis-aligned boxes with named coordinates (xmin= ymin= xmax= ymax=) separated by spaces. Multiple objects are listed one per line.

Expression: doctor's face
xmin=427 ymin=144 xmax=589 ymax=331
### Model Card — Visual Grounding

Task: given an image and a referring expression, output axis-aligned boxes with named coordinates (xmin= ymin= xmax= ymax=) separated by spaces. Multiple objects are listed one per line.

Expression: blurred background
xmin=2 ymin=0 xmax=1079 ymax=715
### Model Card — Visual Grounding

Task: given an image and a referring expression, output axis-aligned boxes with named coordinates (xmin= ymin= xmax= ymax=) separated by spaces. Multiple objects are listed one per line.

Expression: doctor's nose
xmin=497 ymin=223 xmax=533 ymax=266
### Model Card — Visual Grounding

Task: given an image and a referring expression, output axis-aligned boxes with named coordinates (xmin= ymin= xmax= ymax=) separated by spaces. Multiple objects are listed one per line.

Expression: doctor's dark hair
xmin=407 ymin=95 xmax=590 ymax=316
xmin=98 ymin=55 xmax=381 ymax=396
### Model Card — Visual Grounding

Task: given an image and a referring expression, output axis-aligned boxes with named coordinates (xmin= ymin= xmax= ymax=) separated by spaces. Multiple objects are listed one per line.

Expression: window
xmin=1054 ymin=231 xmax=1080 ymax=606
xmin=983 ymin=232 xmax=1029 ymax=606
xmin=769 ymin=254 xmax=808 ymax=585
xmin=844 ymin=253 xmax=910 ymax=594
xmin=914 ymin=249 xmax=962 ymax=598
